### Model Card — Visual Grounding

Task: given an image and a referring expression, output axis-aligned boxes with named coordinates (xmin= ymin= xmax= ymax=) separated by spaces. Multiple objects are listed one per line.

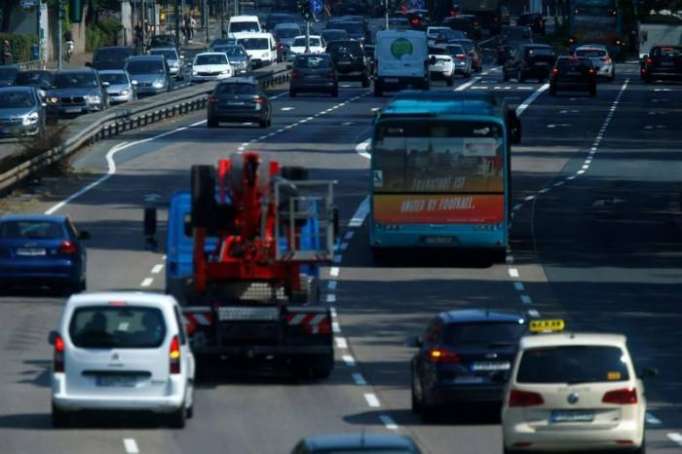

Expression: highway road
xmin=1 ymin=61 xmax=682 ymax=454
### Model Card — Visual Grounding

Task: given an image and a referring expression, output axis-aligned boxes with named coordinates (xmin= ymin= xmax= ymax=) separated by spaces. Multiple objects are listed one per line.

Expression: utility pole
xmin=175 ymin=0 xmax=181 ymax=49
xmin=220 ymin=0 xmax=226 ymax=37
xmin=141 ymin=0 xmax=146 ymax=51
xmin=203 ymin=0 xmax=209 ymax=43
xmin=234 ymin=0 xmax=238 ymax=18
xmin=58 ymin=0 xmax=63 ymax=70
xmin=305 ymin=20 xmax=310 ymax=53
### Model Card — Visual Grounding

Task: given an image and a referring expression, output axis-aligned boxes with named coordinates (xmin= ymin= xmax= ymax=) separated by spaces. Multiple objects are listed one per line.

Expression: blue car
xmin=0 ymin=215 xmax=89 ymax=293
xmin=291 ymin=433 xmax=422 ymax=453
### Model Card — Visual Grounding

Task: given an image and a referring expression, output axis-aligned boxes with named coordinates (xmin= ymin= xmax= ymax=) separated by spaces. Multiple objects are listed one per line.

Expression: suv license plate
xmin=472 ymin=361 xmax=510 ymax=371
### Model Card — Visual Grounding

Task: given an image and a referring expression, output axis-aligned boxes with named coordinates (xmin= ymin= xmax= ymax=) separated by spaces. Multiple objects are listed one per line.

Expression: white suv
xmin=49 ymin=292 xmax=195 ymax=428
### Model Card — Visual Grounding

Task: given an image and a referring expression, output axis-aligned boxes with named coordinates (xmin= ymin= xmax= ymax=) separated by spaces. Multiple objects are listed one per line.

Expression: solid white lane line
xmin=336 ymin=337 xmax=348 ymax=349
xmin=349 ymin=196 xmax=370 ymax=227
xmin=379 ymin=414 xmax=399 ymax=430
xmin=343 ymin=354 xmax=356 ymax=366
xmin=645 ymin=412 xmax=662 ymax=425
xmin=516 ymin=83 xmax=549 ymax=116
xmin=508 ymin=268 xmax=520 ymax=278
xmin=514 ymin=282 xmax=525 ymax=291
xmin=520 ymin=294 xmax=532 ymax=304
xmin=281 ymin=107 xmax=294 ymax=111
xmin=364 ymin=393 xmax=381 ymax=408
xmin=330 ymin=267 xmax=340 ymax=277
xmin=352 ymin=372 xmax=367 ymax=386
xmin=150 ymin=264 xmax=164 ymax=274
xmin=123 ymin=438 xmax=139 ymax=454
xmin=140 ymin=278 xmax=153 ymax=287
xmin=454 ymin=76 xmax=481 ymax=91
xmin=326 ymin=294 xmax=337 ymax=303
xmin=667 ymin=433 xmax=682 ymax=446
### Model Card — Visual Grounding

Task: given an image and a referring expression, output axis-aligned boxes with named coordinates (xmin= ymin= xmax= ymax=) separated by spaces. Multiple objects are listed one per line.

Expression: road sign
xmin=310 ymin=0 xmax=323 ymax=14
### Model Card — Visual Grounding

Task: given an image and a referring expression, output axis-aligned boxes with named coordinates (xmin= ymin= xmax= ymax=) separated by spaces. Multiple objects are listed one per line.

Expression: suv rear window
xmin=442 ymin=322 xmax=526 ymax=345
xmin=294 ymin=55 xmax=332 ymax=68
xmin=69 ymin=306 xmax=167 ymax=349
xmin=517 ymin=345 xmax=629 ymax=384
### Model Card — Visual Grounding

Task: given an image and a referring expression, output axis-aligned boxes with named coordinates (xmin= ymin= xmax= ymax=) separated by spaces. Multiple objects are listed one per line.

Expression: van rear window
xmin=69 ymin=306 xmax=166 ymax=349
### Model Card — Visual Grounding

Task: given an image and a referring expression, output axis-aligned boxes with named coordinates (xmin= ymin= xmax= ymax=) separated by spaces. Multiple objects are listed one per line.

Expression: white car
xmin=289 ymin=35 xmax=326 ymax=56
xmin=502 ymin=320 xmax=653 ymax=453
xmin=191 ymin=52 xmax=233 ymax=83
xmin=49 ymin=292 xmax=195 ymax=428
xmin=574 ymin=45 xmax=615 ymax=81
xmin=235 ymin=32 xmax=278 ymax=67
xmin=428 ymin=48 xmax=455 ymax=86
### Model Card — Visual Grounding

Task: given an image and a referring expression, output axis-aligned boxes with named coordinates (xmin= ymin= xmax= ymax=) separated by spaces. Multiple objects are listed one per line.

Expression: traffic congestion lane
xmin=518 ymin=74 xmax=682 ymax=451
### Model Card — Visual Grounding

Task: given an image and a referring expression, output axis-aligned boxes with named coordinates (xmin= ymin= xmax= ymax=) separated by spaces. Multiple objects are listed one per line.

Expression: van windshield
xmin=230 ymin=21 xmax=259 ymax=33
xmin=69 ymin=306 xmax=167 ymax=349
xmin=238 ymin=38 xmax=270 ymax=50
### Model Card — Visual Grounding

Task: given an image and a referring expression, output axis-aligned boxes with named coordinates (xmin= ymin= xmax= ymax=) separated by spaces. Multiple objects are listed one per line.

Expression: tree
xmin=1 ymin=0 xmax=21 ymax=33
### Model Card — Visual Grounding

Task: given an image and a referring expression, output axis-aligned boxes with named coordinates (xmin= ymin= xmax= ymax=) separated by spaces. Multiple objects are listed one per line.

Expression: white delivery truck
xmin=638 ymin=20 xmax=682 ymax=59
xmin=373 ymin=29 xmax=432 ymax=96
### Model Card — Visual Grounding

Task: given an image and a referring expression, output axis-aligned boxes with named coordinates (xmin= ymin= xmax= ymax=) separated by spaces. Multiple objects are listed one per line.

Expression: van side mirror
xmin=48 ymin=330 xmax=59 ymax=345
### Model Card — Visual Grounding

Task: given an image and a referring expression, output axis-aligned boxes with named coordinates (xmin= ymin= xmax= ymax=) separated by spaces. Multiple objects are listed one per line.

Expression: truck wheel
xmin=290 ymin=275 xmax=319 ymax=303
xmin=191 ymin=165 xmax=215 ymax=229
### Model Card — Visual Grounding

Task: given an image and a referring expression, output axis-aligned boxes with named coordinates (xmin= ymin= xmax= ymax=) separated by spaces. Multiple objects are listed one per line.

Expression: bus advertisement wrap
xmin=373 ymin=194 xmax=504 ymax=224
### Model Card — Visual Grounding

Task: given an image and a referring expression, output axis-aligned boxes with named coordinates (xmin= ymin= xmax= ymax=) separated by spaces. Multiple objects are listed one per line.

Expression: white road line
xmin=342 ymin=354 xmax=356 ymax=366
xmin=328 ymin=281 xmax=337 ymax=290
xmin=330 ymin=266 xmax=340 ymax=277
xmin=335 ymin=337 xmax=348 ymax=349
xmin=667 ymin=433 xmax=682 ymax=446
xmin=454 ymin=76 xmax=481 ymax=91
xmin=140 ymin=277 xmax=153 ymax=287
xmin=281 ymin=107 xmax=294 ymax=111
xmin=512 ymin=203 xmax=523 ymax=211
xmin=352 ymin=372 xmax=367 ymax=386
xmin=379 ymin=414 xmax=399 ymax=430
xmin=516 ymin=83 xmax=549 ymax=116
xmin=349 ymin=196 xmax=369 ymax=227
xmin=151 ymin=264 xmax=164 ymax=274
xmin=524 ymin=195 xmax=535 ymax=202
xmin=123 ymin=438 xmax=139 ymax=454
xmin=364 ymin=393 xmax=381 ymax=408
xmin=520 ymin=294 xmax=532 ymax=304
xmin=355 ymin=138 xmax=371 ymax=159
xmin=326 ymin=294 xmax=337 ymax=303
xmin=330 ymin=307 xmax=337 ymax=318
xmin=508 ymin=268 xmax=520 ymax=278
xmin=332 ymin=321 xmax=341 ymax=333
xmin=645 ymin=412 xmax=662 ymax=425
xmin=514 ymin=282 xmax=525 ymax=291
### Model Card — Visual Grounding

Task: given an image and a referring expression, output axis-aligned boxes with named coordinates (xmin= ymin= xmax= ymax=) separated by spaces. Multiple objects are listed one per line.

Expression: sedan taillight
xmin=169 ymin=335 xmax=181 ymax=374
xmin=58 ymin=240 xmax=77 ymax=255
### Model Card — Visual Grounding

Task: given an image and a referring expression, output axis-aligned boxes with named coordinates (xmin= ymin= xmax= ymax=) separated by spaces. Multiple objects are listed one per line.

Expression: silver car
xmin=0 ymin=86 xmax=46 ymax=138
xmin=213 ymin=44 xmax=251 ymax=75
xmin=149 ymin=47 xmax=183 ymax=79
xmin=46 ymin=69 xmax=109 ymax=116
xmin=125 ymin=55 xmax=172 ymax=97
xmin=98 ymin=70 xmax=136 ymax=104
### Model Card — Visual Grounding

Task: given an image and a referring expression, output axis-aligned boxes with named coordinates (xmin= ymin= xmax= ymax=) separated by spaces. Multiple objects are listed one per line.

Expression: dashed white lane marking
xmin=379 ymin=414 xmax=399 ymax=430
xmin=339 ymin=242 xmax=349 ymax=251
xmin=667 ymin=433 xmax=682 ymax=446
xmin=342 ymin=354 xmax=356 ymax=366
xmin=326 ymin=294 xmax=337 ymax=303
xmin=506 ymin=255 xmax=514 ymax=264
xmin=364 ymin=393 xmax=381 ymax=408
xmin=454 ymin=76 xmax=481 ymax=91
xmin=328 ymin=281 xmax=337 ymax=290
xmin=330 ymin=307 xmax=337 ymax=318
xmin=330 ymin=266 xmax=340 ymax=277
xmin=349 ymin=196 xmax=370 ymax=227
xmin=646 ymin=412 xmax=662 ymax=425
xmin=352 ymin=372 xmax=367 ymax=386
xmin=150 ymin=264 xmax=164 ymax=274
xmin=335 ymin=337 xmax=348 ymax=349
xmin=140 ymin=277 xmax=153 ymax=287
xmin=508 ymin=268 xmax=520 ymax=278
xmin=520 ymin=294 xmax=532 ymax=304
xmin=123 ymin=438 xmax=139 ymax=454
xmin=332 ymin=321 xmax=341 ymax=333
xmin=514 ymin=282 xmax=525 ymax=291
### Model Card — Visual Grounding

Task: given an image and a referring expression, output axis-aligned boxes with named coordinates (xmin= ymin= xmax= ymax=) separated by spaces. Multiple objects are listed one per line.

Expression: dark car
xmin=14 ymin=70 xmax=54 ymax=92
xmin=214 ymin=44 xmax=251 ymax=75
xmin=47 ymin=69 xmax=109 ymax=116
xmin=503 ymin=44 xmax=556 ymax=82
xmin=549 ymin=56 xmax=597 ymax=96
xmin=326 ymin=40 xmax=370 ymax=87
xmin=0 ymin=214 xmax=89 ymax=294
xmin=321 ymin=29 xmax=350 ymax=44
xmin=207 ymin=78 xmax=272 ymax=128
xmin=289 ymin=54 xmax=338 ymax=97
xmin=497 ymin=25 xmax=533 ymax=64
xmin=326 ymin=19 xmax=369 ymax=43
xmin=641 ymin=45 xmax=682 ymax=83
xmin=0 ymin=87 xmax=47 ymax=138
xmin=517 ymin=12 xmax=545 ymax=35
xmin=410 ymin=309 xmax=527 ymax=419
xmin=0 ymin=65 xmax=20 ymax=87
xmin=125 ymin=55 xmax=172 ymax=96
xmin=148 ymin=34 xmax=176 ymax=49
xmin=363 ymin=44 xmax=375 ymax=75
xmin=91 ymin=47 xmax=135 ymax=71
xmin=292 ymin=434 xmax=422 ymax=454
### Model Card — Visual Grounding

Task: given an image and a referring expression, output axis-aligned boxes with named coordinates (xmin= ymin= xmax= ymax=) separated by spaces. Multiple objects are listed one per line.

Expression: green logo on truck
xmin=390 ymin=38 xmax=414 ymax=59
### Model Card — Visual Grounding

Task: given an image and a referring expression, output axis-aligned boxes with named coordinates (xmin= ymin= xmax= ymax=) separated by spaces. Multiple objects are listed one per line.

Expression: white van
xmin=228 ymin=15 xmax=262 ymax=35
xmin=236 ymin=32 xmax=278 ymax=67
xmin=49 ymin=292 xmax=195 ymax=428
xmin=373 ymin=29 xmax=431 ymax=96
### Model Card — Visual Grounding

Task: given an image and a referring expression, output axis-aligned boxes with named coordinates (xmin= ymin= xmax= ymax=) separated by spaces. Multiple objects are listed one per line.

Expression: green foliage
xmin=85 ymin=17 xmax=121 ymax=51
xmin=0 ymin=33 xmax=38 ymax=63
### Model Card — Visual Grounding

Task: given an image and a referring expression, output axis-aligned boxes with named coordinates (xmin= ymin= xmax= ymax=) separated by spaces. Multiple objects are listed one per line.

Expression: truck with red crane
xmin=148 ymin=152 xmax=338 ymax=379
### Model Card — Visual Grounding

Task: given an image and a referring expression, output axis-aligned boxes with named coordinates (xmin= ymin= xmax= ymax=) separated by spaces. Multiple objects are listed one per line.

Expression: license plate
xmin=424 ymin=236 xmax=454 ymax=245
xmin=471 ymin=361 xmax=511 ymax=371
xmin=660 ymin=61 xmax=674 ymax=67
xmin=226 ymin=102 xmax=246 ymax=106
xmin=550 ymin=410 xmax=595 ymax=423
xmin=16 ymin=248 xmax=46 ymax=256
xmin=338 ymin=61 xmax=351 ymax=65
xmin=384 ymin=78 xmax=399 ymax=83
xmin=218 ymin=306 xmax=279 ymax=321
xmin=95 ymin=375 xmax=137 ymax=387
xmin=453 ymin=376 xmax=485 ymax=384
xmin=64 ymin=107 xmax=82 ymax=113
xmin=535 ymin=62 xmax=549 ymax=66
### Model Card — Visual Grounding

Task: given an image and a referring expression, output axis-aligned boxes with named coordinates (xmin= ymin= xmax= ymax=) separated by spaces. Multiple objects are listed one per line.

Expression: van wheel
xmin=167 ymin=404 xmax=187 ymax=428
xmin=361 ymin=73 xmax=370 ymax=87
xmin=51 ymin=403 xmax=70 ymax=428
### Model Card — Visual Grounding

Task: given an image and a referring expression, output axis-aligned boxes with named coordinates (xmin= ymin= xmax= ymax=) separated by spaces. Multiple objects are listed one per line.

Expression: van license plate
xmin=96 ymin=375 xmax=137 ymax=387
xmin=550 ymin=410 xmax=594 ymax=423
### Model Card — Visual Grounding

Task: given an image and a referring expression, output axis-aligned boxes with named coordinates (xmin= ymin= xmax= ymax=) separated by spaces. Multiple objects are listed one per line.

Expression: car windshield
xmin=0 ymin=68 xmax=19 ymax=82
xmin=276 ymin=28 xmax=300 ymax=38
xmin=327 ymin=41 xmax=362 ymax=55
xmin=0 ymin=220 xmax=62 ymax=239
xmin=231 ymin=21 xmax=259 ymax=33
xmin=442 ymin=322 xmax=526 ymax=345
xmin=238 ymin=38 xmax=270 ymax=50
xmin=150 ymin=50 xmax=178 ymax=60
xmin=576 ymin=49 xmax=606 ymax=58
xmin=126 ymin=60 xmax=164 ymax=74
xmin=54 ymin=73 xmax=99 ymax=88
xmin=69 ymin=306 xmax=167 ymax=349
xmin=195 ymin=54 xmax=228 ymax=65
xmin=15 ymin=72 xmax=49 ymax=85
xmin=99 ymin=73 xmax=128 ymax=84
xmin=293 ymin=37 xmax=321 ymax=47
xmin=216 ymin=83 xmax=257 ymax=95
xmin=517 ymin=346 xmax=630 ymax=384
xmin=445 ymin=45 xmax=466 ymax=56
xmin=295 ymin=55 xmax=332 ymax=68
xmin=215 ymin=46 xmax=246 ymax=57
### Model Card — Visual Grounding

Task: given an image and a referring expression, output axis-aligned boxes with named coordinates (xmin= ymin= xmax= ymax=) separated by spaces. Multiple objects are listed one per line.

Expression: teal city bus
xmin=368 ymin=91 xmax=521 ymax=258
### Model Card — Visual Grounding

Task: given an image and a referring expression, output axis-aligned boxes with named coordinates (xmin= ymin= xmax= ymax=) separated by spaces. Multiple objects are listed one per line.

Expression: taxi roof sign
xmin=529 ymin=319 xmax=565 ymax=334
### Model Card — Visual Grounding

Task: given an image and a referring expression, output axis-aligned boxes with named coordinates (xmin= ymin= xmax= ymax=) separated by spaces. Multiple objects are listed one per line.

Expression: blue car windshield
xmin=0 ymin=221 xmax=63 ymax=239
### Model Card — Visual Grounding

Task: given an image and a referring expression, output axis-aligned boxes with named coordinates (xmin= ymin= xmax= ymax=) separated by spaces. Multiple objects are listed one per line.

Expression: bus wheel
xmin=490 ymin=248 xmax=507 ymax=264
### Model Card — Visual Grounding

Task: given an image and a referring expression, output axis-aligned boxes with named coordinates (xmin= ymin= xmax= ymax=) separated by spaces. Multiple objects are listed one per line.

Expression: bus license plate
xmin=550 ymin=410 xmax=595 ymax=423
xmin=424 ymin=236 xmax=454 ymax=245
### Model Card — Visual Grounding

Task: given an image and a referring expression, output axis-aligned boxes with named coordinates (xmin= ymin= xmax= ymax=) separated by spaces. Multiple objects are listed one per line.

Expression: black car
xmin=14 ymin=70 xmax=54 ymax=92
xmin=289 ymin=54 xmax=338 ymax=97
xmin=503 ymin=44 xmax=556 ymax=82
xmin=641 ymin=45 xmax=682 ymax=83
xmin=496 ymin=25 xmax=533 ymax=64
xmin=326 ymin=19 xmax=369 ymax=43
xmin=47 ymin=69 xmax=109 ymax=117
xmin=207 ymin=77 xmax=272 ymax=128
xmin=410 ymin=309 xmax=527 ymax=419
xmin=0 ymin=65 xmax=20 ymax=87
xmin=326 ymin=40 xmax=370 ymax=87
xmin=517 ymin=13 xmax=545 ymax=35
xmin=549 ymin=56 xmax=597 ymax=96
xmin=292 ymin=434 xmax=422 ymax=454
xmin=91 ymin=47 xmax=136 ymax=71
xmin=148 ymin=34 xmax=176 ymax=49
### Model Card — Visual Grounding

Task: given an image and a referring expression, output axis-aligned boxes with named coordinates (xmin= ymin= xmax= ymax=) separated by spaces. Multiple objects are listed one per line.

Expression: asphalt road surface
xmin=1 ymin=62 xmax=682 ymax=454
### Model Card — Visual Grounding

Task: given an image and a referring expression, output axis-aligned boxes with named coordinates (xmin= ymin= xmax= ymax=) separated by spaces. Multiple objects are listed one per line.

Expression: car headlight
xmin=120 ymin=89 xmax=130 ymax=96
xmin=84 ymin=95 xmax=101 ymax=104
xmin=152 ymin=80 xmax=165 ymax=88
xmin=47 ymin=96 xmax=59 ymax=104
xmin=22 ymin=112 xmax=39 ymax=126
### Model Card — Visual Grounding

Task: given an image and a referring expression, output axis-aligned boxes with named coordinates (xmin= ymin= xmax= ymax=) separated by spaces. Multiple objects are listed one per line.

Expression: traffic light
xmin=297 ymin=0 xmax=312 ymax=21
xmin=69 ymin=0 xmax=82 ymax=23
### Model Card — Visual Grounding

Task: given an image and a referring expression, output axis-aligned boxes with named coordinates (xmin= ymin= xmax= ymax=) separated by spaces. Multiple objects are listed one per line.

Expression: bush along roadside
xmin=86 ymin=18 xmax=122 ymax=52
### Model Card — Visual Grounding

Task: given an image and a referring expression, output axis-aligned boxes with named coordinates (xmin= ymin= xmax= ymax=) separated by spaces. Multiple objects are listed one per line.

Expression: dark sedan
xmin=46 ymin=69 xmax=109 ymax=116
xmin=91 ymin=46 xmax=136 ymax=71
xmin=503 ymin=44 xmax=556 ymax=82
xmin=410 ymin=309 xmax=527 ymax=419
xmin=290 ymin=54 xmax=338 ymax=97
xmin=641 ymin=45 xmax=682 ymax=83
xmin=549 ymin=56 xmax=597 ymax=96
xmin=0 ymin=87 xmax=47 ymax=138
xmin=292 ymin=434 xmax=422 ymax=454
xmin=207 ymin=77 xmax=272 ymax=128
xmin=0 ymin=215 xmax=89 ymax=294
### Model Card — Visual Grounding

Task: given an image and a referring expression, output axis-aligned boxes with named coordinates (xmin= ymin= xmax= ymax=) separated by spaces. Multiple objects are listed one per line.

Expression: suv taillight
xmin=54 ymin=334 xmax=65 ymax=373
xmin=169 ymin=335 xmax=181 ymax=374
xmin=646 ymin=57 xmax=653 ymax=66
xmin=508 ymin=389 xmax=544 ymax=407
xmin=603 ymin=388 xmax=638 ymax=405
xmin=426 ymin=347 xmax=461 ymax=364
xmin=456 ymin=54 xmax=466 ymax=60
xmin=58 ymin=240 xmax=77 ymax=255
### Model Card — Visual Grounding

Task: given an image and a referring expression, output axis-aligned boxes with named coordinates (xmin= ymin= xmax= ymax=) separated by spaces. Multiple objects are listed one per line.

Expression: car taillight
xmin=551 ymin=68 xmax=559 ymax=77
xmin=426 ymin=348 xmax=460 ymax=364
xmin=456 ymin=54 xmax=466 ymax=60
xmin=603 ymin=388 xmax=638 ymax=405
xmin=54 ymin=334 xmax=65 ymax=373
xmin=508 ymin=389 xmax=544 ymax=407
xmin=646 ymin=58 xmax=653 ymax=66
xmin=58 ymin=240 xmax=77 ymax=255
xmin=588 ymin=68 xmax=596 ymax=75
xmin=169 ymin=335 xmax=181 ymax=374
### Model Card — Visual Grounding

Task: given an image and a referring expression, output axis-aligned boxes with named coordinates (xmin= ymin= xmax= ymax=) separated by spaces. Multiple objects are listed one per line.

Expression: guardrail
xmin=0 ymin=66 xmax=291 ymax=194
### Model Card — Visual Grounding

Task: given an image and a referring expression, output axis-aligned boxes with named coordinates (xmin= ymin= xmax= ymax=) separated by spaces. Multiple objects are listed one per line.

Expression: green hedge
xmin=85 ymin=18 xmax=122 ymax=52
xmin=0 ymin=33 xmax=38 ymax=64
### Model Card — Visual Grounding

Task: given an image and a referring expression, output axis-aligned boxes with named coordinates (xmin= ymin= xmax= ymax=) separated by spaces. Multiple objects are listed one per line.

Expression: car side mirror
xmin=406 ymin=336 xmax=423 ymax=348
xmin=85 ymin=62 xmax=92 ymax=68
xmin=78 ymin=230 xmax=91 ymax=240
xmin=48 ymin=330 xmax=59 ymax=345
xmin=638 ymin=367 xmax=658 ymax=379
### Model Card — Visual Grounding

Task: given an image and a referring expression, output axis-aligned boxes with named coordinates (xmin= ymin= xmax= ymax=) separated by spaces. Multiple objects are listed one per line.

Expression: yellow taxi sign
xmin=529 ymin=319 xmax=565 ymax=334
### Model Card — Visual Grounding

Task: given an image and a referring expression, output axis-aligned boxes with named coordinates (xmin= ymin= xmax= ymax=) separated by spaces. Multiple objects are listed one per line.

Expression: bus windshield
xmin=372 ymin=120 xmax=504 ymax=193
